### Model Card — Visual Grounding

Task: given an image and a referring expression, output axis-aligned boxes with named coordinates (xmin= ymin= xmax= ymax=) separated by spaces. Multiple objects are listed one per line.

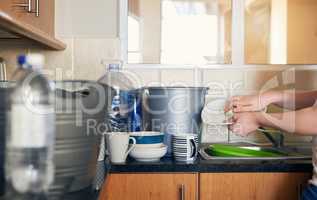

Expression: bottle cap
xmin=108 ymin=63 xmax=120 ymax=71
xmin=17 ymin=55 xmax=27 ymax=66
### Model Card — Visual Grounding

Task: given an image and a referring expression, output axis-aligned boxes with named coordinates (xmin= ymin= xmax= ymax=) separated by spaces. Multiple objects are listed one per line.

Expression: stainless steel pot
xmin=142 ymin=87 xmax=208 ymax=156
xmin=51 ymin=80 xmax=109 ymax=199
xmin=0 ymin=81 xmax=15 ymax=197
xmin=0 ymin=80 xmax=109 ymax=199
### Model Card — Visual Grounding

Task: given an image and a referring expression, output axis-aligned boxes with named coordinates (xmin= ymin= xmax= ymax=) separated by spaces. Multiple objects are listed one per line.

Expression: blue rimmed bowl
xmin=130 ymin=131 xmax=164 ymax=147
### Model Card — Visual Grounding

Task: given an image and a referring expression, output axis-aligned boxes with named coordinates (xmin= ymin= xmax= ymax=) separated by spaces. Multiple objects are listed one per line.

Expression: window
xmin=128 ymin=16 xmax=141 ymax=63
xmin=125 ymin=0 xmax=317 ymax=66
xmin=127 ymin=0 xmax=232 ymax=65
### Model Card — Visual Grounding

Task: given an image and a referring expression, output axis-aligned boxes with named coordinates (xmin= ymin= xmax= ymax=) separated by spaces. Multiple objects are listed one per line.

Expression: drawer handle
xmin=179 ymin=184 xmax=185 ymax=200
xmin=298 ymin=183 xmax=306 ymax=200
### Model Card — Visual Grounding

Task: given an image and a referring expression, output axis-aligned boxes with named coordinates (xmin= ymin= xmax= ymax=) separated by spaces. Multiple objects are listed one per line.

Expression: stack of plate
xmin=129 ymin=132 xmax=167 ymax=162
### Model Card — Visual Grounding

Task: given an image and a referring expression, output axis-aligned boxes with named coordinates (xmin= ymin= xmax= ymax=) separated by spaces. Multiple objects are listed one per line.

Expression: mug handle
xmin=189 ymin=138 xmax=198 ymax=159
xmin=125 ymin=137 xmax=136 ymax=159
xmin=103 ymin=134 xmax=110 ymax=156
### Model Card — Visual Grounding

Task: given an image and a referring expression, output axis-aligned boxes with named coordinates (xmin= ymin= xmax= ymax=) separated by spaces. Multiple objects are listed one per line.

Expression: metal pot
xmin=51 ymin=80 xmax=109 ymax=199
xmin=0 ymin=80 xmax=109 ymax=199
xmin=0 ymin=81 xmax=15 ymax=197
xmin=142 ymin=87 xmax=208 ymax=156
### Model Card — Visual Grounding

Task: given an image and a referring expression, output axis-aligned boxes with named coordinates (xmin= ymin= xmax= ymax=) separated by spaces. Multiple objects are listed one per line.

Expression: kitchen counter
xmin=109 ymin=156 xmax=313 ymax=173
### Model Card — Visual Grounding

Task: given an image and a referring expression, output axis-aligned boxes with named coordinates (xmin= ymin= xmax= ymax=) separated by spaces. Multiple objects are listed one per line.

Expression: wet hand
xmin=224 ymin=95 xmax=267 ymax=113
xmin=228 ymin=112 xmax=261 ymax=137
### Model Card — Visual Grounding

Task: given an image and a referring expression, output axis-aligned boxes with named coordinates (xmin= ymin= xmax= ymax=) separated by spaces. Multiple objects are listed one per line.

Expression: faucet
xmin=258 ymin=127 xmax=284 ymax=148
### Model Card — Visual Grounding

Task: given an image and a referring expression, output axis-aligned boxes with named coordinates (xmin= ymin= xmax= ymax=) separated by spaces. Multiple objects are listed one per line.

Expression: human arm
xmin=258 ymin=106 xmax=317 ymax=135
xmin=273 ymin=90 xmax=317 ymax=110
xmin=225 ymin=90 xmax=317 ymax=112
xmin=229 ymin=106 xmax=317 ymax=136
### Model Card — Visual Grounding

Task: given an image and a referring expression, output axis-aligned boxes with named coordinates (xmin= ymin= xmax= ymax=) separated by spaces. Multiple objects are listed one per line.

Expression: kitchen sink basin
xmin=199 ymin=142 xmax=312 ymax=160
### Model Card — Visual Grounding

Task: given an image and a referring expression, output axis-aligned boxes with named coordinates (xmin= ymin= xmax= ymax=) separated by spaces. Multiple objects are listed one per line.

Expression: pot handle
xmin=142 ymin=88 xmax=150 ymax=101
xmin=55 ymin=87 xmax=90 ymax=99
xmin=141 ymin=88 xmax=150 ymax=110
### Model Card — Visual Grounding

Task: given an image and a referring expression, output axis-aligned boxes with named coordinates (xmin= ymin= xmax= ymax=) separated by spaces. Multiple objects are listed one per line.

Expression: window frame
xmin=119 ymin=0 xmax=246 ymax=68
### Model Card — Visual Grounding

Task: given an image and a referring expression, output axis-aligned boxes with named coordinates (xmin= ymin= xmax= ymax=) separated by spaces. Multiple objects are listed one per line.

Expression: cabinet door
xmin=0 ymin=0 xmax=54 ymax=36
xmin=100 ymin=173 xmax=198 ymax=200
xmin=0 ymin=0 xmax=16 ymax=17
xmin=200 ymin=173 xmax=311 ymax=200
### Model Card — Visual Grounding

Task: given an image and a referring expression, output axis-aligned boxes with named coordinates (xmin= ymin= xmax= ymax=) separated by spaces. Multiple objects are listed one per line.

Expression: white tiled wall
xmin=55 ymin=0 xmax=118 ymax=38
xmin=0 ymin=0 xmax=316 ymax=144
xmin=125 ymin=69 xmax=161 ymax=87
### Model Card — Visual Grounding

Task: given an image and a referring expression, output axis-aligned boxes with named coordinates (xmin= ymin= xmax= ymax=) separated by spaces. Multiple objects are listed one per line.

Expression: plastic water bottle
xmin=5 ymin=54 xmax=55 ymax=195
xmin=98 ymin=62 xmax=137 ymax=132
xmin=94 ymin=62 xmax=138 ymax=191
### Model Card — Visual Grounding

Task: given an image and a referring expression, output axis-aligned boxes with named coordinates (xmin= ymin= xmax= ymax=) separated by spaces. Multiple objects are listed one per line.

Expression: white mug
xmin=173 ymin=133 xmax=198 ymax=162
xmin=105 ymin=132 xmax=136 ymax=163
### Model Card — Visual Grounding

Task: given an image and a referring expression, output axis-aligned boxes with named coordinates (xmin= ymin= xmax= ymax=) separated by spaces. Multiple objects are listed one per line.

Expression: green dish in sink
xmin=207 ymin=144 xmax=285 ymax=157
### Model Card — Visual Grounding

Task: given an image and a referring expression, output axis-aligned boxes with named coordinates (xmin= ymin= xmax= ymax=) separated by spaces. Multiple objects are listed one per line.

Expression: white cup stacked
xmin=172 ymin=133 xmax=198 ymax=162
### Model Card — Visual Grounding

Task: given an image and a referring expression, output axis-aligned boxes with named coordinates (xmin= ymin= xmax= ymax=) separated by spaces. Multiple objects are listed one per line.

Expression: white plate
xmin=201 ymin=99 xmax=233 ymax=125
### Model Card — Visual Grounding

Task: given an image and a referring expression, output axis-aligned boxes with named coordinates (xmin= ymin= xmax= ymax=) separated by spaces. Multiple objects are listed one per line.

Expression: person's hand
xmin=224 ymin=94 xmax=268 ymax=113
xmin=228 ymin=112 xmax=261 ymax=137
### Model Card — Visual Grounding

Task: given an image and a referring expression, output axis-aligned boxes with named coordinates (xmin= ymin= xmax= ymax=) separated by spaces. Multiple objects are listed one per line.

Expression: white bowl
xmin=134 ymin=143 xmax=164 ymax=148
xmin=129 ymin=144 xmax=167 ymax=162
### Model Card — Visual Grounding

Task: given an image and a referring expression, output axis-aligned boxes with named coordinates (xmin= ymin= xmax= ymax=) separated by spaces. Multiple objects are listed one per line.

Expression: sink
xmin=199 ymin=142 xmax=312 ymax=160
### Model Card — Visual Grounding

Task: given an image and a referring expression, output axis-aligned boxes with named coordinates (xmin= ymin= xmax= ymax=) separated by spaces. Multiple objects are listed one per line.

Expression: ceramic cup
xmin=105 ymin=132 xmax=136 ymax=163
xmin=172 ymin=134 xmax=198 ymax=162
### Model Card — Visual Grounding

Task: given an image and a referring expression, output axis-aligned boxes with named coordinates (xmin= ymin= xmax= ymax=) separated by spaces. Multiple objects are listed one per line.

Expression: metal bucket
xmin=51 ymin=80 xmax=109 ymax=199
xmin=142 ymin=87 xmax=208 ymax=156
xmin=0 ymin=81 xmax=15 ymax=197
xmin=0 ymin=80 xmax=109 ymax=199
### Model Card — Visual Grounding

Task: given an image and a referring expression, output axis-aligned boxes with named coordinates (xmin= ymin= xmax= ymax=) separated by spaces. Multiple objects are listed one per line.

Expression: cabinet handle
xmin=35 ymin=0 xmax=39 ymax=17
xmin=298 ymin=183 xmax=305 ymax=200
xmin=13 ymin=0 xmax=32 ymax=12
xmin=179 ymin=184 xmax=185 ymax=200
xmin=27 ymin=0 xmax=32 ymax=12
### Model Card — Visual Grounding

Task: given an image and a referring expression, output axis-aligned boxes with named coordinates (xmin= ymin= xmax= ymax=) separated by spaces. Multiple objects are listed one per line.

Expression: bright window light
xmin=161 ymin=1 xmax=219 ymax=64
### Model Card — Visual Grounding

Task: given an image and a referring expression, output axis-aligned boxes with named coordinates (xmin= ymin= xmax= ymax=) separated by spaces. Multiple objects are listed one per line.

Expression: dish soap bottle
xmin=5 ymin=54 xmax=55 ymax=197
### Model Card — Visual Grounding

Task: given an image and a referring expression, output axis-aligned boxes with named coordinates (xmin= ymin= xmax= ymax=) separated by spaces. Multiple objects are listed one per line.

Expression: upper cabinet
xmin=245 ymin=0 xmax=317 ymax=64
xmin=0 ymin=0 xmax=66 ymax=50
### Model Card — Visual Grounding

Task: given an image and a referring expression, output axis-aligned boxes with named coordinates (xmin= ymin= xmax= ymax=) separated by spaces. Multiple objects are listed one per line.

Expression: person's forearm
xmin=262 ymin=90 xmax=317 ymax=110
xmin=256 ymin=107 xmax=317 ymax=136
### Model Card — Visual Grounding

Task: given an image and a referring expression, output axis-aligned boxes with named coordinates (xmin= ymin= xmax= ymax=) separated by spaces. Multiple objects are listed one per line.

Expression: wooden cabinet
xmin=100 ymin=173 xmax=198 ymax=200
xmin=101 ymin=172 xmax=311 ymax=200
xmin=13 ymin=0 xmax=55 ymax=36
xmin=200 ymin=173 xmax=311 ymax=200
xmin=0 ymin=0 xmax=65 ymax=50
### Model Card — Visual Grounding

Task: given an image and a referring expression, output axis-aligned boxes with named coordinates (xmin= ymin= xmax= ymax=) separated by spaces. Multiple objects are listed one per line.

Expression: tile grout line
xmin=71 ymin=38 xmax=75 ymax=79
